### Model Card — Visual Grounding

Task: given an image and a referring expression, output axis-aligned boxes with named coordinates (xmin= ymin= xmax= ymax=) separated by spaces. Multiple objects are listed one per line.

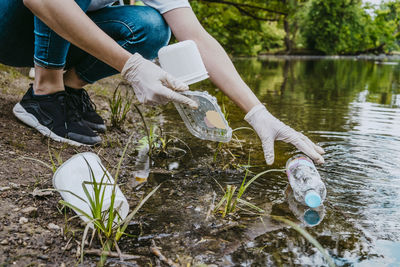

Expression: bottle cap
xmin=304 ymin=209 xmax=320 ymax=226
xmin=305 ymin=191 xmax=321 ymax=208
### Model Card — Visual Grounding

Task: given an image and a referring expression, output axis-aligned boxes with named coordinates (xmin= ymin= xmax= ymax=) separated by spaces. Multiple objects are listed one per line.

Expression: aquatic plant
xmin=133 ymin=104 xmax=190 ymax=160
xmin=109 ymin=84 xmax=132 ymax=129
xmin=214 ymin=168 xmax=285 ymax=217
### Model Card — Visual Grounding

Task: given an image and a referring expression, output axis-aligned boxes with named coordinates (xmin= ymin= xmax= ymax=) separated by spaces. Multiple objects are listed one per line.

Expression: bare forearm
xmin=190 ymin=33 xmax=260 ymax=112
xmin=23 ymin=0 xmax=130 ymax=71
xmin=163 ymin=9 xmax=260 ymax=113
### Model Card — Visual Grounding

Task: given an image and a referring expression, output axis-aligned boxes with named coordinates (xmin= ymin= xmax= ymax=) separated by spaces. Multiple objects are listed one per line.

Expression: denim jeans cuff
xmin=34 ymin=56 xmax=66 ymax=69
xmin=75 ymin=68 xmax=96 ymax=84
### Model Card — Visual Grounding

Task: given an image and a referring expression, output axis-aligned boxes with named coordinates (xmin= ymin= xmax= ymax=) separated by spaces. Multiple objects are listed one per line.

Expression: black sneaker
xmin=13 ymin=85 xmax=101 ymax=146
xmin=65 ymin=86 xmax=106 ymax=133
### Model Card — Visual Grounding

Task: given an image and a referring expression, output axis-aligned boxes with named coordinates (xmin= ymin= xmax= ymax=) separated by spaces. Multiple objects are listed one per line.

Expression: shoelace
xmin=79 ymin=89 xmax=96 ymax=113
xmin=57 ymin=93 xmax=83 ymax=130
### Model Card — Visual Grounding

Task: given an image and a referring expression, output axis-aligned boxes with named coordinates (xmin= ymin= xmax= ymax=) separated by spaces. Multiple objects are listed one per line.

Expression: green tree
xmin=192 ymin=0 xmax=311 ymax=53
xmin=301 ymin=0 xmax=376 ymax=54
xmin=191 ymin=1 xmax=285 ymax=55
xmin=371 ymin=0 xmax=400 ymax=52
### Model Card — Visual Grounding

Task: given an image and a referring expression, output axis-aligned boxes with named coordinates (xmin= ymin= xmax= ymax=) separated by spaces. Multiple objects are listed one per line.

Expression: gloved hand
xmin=245 ymin=104 xmax=325 ymax=165
xmin=121 ymin=53 xmax=198 ymax=109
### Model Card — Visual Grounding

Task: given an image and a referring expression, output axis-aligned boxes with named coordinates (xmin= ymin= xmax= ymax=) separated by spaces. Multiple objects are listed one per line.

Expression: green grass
xmin=214 ymin=168 xmax=285 ymax=217
xmin=109 ymin=84 xmax=132 ymax=129
xmin=133 ymin=104 xmax=190 ymax=160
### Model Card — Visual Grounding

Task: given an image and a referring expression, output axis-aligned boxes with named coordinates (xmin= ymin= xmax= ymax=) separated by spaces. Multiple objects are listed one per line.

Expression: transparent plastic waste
xmin=286 ymin=154 xmax=326 ymax=208
xmin=132 ymin=145 xmax=150 ymax=187
xmin=174 ymin=91 xmax=232 ymax=142
xmin=285 ymin=186 xmax=325 ymax=227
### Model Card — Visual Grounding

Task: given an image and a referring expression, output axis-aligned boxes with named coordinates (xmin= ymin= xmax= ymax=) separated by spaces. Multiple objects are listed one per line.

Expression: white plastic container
xmin=158 ymin=40 xmax=209 ymax=85
xmin=174 ymin=91 xmax=232 ymax=142
xmin=53 ymin=152 xmax=129 ymax=226
xmin=286 ymin=154 xmax=326 ymax=208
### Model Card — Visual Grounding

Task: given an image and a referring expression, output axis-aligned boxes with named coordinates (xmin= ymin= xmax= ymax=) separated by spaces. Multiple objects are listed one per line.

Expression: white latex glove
xmin=121 ymin=53 xmax=198 ymax=109
xmin=245 ymin=104 xmax=325 ymax=165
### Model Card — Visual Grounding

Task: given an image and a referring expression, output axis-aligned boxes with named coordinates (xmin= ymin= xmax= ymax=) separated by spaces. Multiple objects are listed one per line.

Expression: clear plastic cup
xmin=158 ymin=40 xmax=209 ymax=85
xmin=53 ymin=152 xmax=129 ymax=227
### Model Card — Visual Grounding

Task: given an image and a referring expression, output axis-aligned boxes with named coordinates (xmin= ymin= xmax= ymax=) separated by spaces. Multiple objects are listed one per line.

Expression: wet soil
xmin=0 ymin=65 xmax=260 ymax=266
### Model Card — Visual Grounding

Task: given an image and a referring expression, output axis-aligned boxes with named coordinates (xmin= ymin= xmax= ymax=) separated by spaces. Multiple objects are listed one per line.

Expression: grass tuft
xmin=109 ymin=83 xmax=132 ymax=129
xmin=214 ymin=168 xmax=285 ymax=217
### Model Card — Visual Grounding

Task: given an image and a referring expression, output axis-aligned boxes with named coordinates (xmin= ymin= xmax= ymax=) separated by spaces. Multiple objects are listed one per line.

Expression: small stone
xmin=47 ymin=223 xmax=60 ymax=231
xmin=0 ymin=239 xmax=9 ymax=245
xmin=12 ymin=208 xmax=20 ymax=212
xmin=37 ymin=255 xmax=49 ymax=260
xmin=0 ymin=186 xmax=11 ymax=191
xmin=21 ymin=207 xmax=38 ymax=216
xmin=9 ymin=182 xmax=20 ymax=189
xmin=32 ymin=188 xmax=53 ymax=197
xmin=19 ymin=217 xmax=28 ymax=224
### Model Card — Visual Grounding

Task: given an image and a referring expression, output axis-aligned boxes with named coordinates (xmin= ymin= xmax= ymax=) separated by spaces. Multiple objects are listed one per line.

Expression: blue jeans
xmin=0 ymin=0 xmax=171 ymax=83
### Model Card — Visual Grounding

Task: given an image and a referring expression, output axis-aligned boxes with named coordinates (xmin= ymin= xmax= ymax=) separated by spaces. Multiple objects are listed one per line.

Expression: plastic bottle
xmin=285 ymin=186 xmax=325 ymax=227
xmin=285 ymin=154 xmax=326 ymax=208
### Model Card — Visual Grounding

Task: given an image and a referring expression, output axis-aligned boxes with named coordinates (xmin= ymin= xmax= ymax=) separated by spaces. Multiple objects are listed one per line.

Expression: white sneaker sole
xmin=13 ymin=102 xmax=86 ymax=147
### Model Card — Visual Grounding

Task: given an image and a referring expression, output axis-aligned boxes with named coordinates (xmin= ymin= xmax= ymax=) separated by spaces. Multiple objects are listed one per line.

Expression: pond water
xmin=125 ymin=57 xmax=400 ymax=266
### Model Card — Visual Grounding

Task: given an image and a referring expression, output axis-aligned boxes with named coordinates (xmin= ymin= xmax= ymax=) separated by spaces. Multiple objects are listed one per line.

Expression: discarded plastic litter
xmin=158 ymin=40 xmax=209 ymax=85
xmin=132 ymin=144 xmax=150 ymax=187
xmin=158 ymin=40 xmax=231 ymax=142
xmin=286 ymin=154 xmax=326 ymax=208
xmin=53 ymin=152 xmax=129 ymax=226
xmin=174 ymin=91 xmax=232 ymax=142
xmin=285 ymin=186 xmax=325 ymax=227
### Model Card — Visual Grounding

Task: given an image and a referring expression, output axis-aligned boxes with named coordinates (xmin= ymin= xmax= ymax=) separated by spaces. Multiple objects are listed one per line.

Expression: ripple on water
xmin=311 ymin=99 xmax=400 ymax=241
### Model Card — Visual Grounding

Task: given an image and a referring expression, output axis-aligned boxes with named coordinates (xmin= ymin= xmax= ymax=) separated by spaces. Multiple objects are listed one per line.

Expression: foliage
xmin=191 ymin=1 xmax=285 ymax=55
xmin=188 ymin=0 xmax=400 ymax=55
xmin=301 ymin=0 xmax=370 ymax=54
xmin=371 ymin=0 xmax=400 ymax=52
xmin=300 ymin=0 xmax=400 ymax=54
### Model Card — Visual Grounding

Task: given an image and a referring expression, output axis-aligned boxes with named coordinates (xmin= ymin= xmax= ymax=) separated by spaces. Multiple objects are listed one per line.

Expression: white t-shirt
xmin=88 ymin=0 xmax=190 ymax=13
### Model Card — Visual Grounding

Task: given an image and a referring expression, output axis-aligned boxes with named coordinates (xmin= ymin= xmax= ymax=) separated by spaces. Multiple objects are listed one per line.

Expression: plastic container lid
xmin=174 ymin=91 xmax=232 ymax=142
xmin=305 ymin=191 xmax=321 ymax=208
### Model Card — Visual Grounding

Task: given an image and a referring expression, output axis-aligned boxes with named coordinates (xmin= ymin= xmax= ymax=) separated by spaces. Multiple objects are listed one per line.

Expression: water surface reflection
xmin=150 ymin=58 xmax=400 ymax=265
xmin=189 ymin=58 xmax=400 ymax=265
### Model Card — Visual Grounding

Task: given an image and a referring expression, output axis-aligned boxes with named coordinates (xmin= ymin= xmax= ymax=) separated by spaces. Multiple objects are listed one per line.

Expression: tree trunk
xmin=283 ymin=15 xmax=292 ymax=53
